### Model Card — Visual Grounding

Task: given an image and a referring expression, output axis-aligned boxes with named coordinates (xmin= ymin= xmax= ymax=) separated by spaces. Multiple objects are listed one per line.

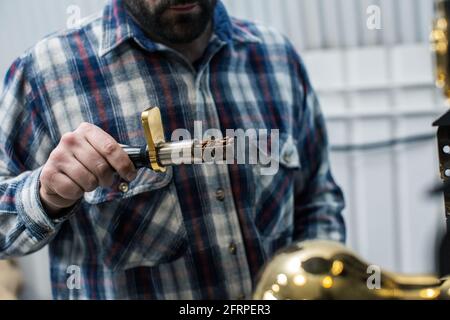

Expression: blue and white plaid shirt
xmin=0 ymin=0 xmax=345 ymax=299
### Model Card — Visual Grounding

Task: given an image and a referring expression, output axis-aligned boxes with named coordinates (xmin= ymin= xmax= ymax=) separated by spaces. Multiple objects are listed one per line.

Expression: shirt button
xmin=228 ymin=242 xmax=237 ymax=255
xmin=215 ymin=188 xmax=225 ymax=202
xmin=118 ymin=182 xmax=129 ymax=193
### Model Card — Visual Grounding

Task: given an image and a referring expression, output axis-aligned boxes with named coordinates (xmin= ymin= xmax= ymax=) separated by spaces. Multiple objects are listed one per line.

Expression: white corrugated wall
xmin=0 ymin=0 xmax=446 ymax=299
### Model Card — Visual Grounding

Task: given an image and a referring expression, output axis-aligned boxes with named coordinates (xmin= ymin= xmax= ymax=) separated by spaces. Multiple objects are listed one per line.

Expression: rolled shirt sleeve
xmin=0 ymin=55 xmax=74 ymax=258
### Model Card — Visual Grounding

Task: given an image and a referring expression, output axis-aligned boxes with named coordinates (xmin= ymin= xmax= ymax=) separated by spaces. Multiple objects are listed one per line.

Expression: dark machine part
xmin=439 ymin=230 xmax=450 ymax=277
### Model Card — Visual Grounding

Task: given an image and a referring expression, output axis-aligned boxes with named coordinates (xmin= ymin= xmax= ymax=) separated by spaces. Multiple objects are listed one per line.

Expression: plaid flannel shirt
xmin=0 ymin=0 xmax=345 ymax=299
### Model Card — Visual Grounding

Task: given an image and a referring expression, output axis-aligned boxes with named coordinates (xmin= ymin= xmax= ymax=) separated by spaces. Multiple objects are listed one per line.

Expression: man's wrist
xmin=40 ymin=200 xmax=68 ymax=220
xmin=15 ymin=168 xmax=61 ymax=239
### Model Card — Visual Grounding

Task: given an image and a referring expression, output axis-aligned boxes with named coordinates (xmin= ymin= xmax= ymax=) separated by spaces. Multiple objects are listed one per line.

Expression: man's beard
xmin=124 ymin=0 xmax=217 ymax=44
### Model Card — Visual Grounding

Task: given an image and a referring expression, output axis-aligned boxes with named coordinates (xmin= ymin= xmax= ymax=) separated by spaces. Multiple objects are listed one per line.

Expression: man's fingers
xmin=80 ymin=123 xmax=137 ymax=181
xmin=71 ymin=141 xmax=115 ymax=187
xmin=39 ymin=122 xmax=138 ymax=216
xmin=57 ymin=158 xmax=99 ymax=193
xmin=39 ymin=122 xmax=137 ymax=216
xmin=46 ymin=171 xmax=84 ymax=201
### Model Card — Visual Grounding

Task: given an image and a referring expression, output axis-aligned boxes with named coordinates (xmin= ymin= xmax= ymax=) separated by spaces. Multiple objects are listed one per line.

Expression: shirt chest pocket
xmin=82 ymin=167 xmax=187 ymax=272
xmin=252 ymin=133 xmax=301 ymax=237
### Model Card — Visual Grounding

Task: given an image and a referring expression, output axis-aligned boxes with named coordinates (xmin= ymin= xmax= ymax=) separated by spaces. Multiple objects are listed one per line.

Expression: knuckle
xmin=40 ymin=167 xmax=53 ymax=186
xmin=60 ymin=132 xmax=77 ymax=146
xmin=49 ymin=150 xmax=66 ymax=164
xmin=103 ymin=141 xmax=118 ymax=156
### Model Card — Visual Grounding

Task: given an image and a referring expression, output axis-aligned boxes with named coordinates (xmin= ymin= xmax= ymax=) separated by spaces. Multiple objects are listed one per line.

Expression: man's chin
xmin=159 ymin=19 xmax=207 ymax=43
xmin=162 ymin=32 xmax=205 ymax=44
xmin=162 ymin=9 xmax=203 ymax=25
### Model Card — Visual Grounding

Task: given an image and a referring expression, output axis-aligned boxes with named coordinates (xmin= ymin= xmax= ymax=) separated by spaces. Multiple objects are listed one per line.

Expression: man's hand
xmin=39 ymin=123 xmax=137 ymax=218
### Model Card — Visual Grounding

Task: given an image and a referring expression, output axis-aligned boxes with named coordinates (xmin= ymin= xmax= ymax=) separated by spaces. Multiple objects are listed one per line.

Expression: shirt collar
xmin=99 ymin=0 xmax=261 ymax=57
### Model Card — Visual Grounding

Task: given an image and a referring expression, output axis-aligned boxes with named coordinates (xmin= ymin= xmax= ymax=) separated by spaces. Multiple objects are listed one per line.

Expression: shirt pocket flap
xmin=257 ymin=133 xmax=301 ymax=172
xmin=278 ymin=135 xmax=301 ymax=169
xmin=83 ymin=167 xmax=173 ymax=205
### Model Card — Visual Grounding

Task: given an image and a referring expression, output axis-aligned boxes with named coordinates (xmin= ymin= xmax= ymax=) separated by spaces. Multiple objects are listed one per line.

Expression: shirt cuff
xmin=16 ymin=167 xmax=78 ymax=240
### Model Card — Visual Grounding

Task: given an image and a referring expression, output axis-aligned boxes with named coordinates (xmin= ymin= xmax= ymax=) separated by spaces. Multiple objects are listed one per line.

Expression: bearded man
xmin=0 ymin=0 xmax=345 ymax=299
